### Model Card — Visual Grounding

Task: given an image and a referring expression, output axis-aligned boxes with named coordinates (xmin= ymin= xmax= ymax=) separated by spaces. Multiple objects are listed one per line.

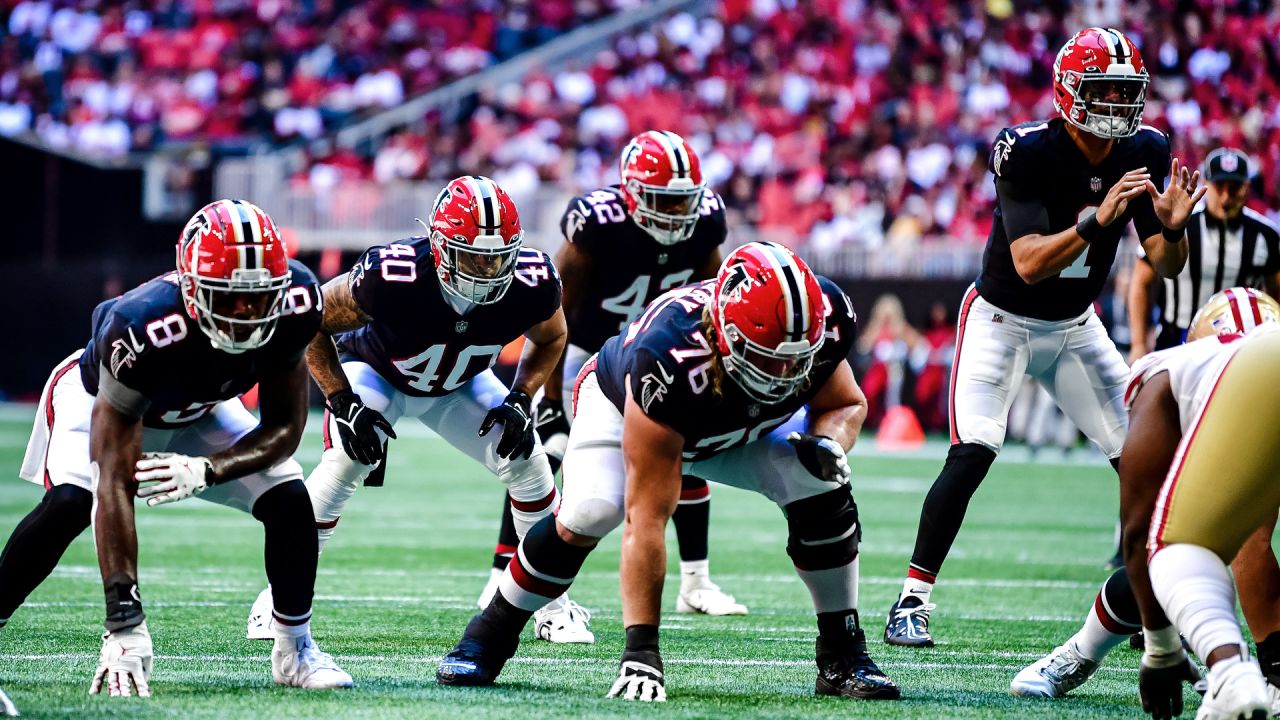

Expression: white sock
xmin=1069 ymin=602 xmax=1130 ymax=662
xmin=681 ymin=559 xmax=710 ymax=590
xmin=900 ymin=577 xmax=934 ymax=605
xmin=1149 ymin=543 xmax=1244 ymax=662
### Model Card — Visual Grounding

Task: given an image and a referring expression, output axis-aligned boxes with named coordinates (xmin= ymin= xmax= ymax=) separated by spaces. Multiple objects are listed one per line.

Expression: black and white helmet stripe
xmin=1099 ymin=27 xmax=1132 ymax=65
xmin=654 ymin=131 xmax=692 ymax=179
xmin=464 ymin=175 xmax=503 ymax=229
xmin=219 ymin=199 xmax=267 ymax=272
xmin=755 ymin=241 xmax=811 ymax=343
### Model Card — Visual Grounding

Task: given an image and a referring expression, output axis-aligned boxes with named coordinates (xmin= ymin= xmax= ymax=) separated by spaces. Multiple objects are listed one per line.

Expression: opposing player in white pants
xmin=885 ymin=27 xmax=1205 ymax=648
xmin=247 ymin=176 xmax=569 ymax=639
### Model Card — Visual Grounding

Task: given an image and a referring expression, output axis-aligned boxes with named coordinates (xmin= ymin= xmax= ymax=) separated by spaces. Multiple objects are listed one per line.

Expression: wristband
xmin=625 ymin=624 xmax=660 ymax=653
xmin=1143 ymin=625 xmax=1182 ymax=657
xmin=1076 ymin=214 xmax=1104 ymax=244
xmin=1162 ymin=226 xmax=1185 ymax=243
xmin=104 ymin=571 xmax=145 ymax=632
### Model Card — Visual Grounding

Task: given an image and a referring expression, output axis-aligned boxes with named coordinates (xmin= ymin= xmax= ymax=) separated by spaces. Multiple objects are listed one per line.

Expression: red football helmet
xmin=1053 ymin=27 xmax=1149 ymax=139
xmin=423 ymin=175 xmax=523 ymax=305
xmin=711 ymin=242 xmax=826 ymax=403
xmin=177 ymin=199 xmax=292 ymax=354
xmin=619 ymin=130 xmax=706 ymax=246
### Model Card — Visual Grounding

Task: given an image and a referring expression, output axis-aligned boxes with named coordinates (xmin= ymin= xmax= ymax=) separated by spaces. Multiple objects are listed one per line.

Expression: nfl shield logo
xmin=658 ymin=253 xmax=669 ymax=265
xmin=1090 ymin=177 xmax=1102 ymax=192
xmin=1221 ymin=153 xmax=1239 ymax=172
xmin=455 ymin=320 xmax=469 ymax=333
xmin=748 ymin=404 xmax=761 ymax=418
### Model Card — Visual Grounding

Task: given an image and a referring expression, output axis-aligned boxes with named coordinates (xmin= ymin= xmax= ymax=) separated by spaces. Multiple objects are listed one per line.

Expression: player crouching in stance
xmin=0 ymin=200 xmax=350 ymax=696
xmin=1012 ymin=288 xmax=1280 ymax=720
xmin=245 ymin=176 xmax=569 ymax=639
xmin=436 ymin=242 xmax=899 ymax=702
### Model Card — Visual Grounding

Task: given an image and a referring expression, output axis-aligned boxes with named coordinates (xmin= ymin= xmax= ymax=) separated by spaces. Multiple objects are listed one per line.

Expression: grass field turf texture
xmin=0 ymin=406 xmax=1218 ymax=719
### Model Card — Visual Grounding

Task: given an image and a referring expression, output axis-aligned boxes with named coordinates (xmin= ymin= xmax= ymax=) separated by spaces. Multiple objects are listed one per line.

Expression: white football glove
xmin=786 ymin=432 xmax=851 ymax=483
xmin=606 ymin=660 xmax=666 ymax=702
xmin=135 ymin=453 xmax=210 ymax=506
xmin=89 ymin=621 xmax=153 ymax=698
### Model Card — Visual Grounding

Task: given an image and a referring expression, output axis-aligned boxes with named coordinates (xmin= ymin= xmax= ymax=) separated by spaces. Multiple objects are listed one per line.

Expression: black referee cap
xmin=1204 ymin=148 xmax=1252 ymax=183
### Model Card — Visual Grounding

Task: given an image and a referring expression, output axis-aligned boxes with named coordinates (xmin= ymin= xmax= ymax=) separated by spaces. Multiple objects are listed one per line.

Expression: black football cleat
xmin=816 ymin=629 xmax=901 ymax=700
xmin=884 ymin=596 xmax=935 ymax=648
xmin=436 ymin=614 xmax=519 ymax=687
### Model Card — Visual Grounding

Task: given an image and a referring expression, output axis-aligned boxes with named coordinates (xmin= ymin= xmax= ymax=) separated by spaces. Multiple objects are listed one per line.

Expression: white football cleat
xmin=476 ymin=568 xmax=501 ymax=610
xmin=1267 ymin=680 xmax=1280 ymax=717
xmin=1196 ymin=659 xmax=1269 ymax=720
xmin=246 ymin=586 xmax=275 ymax=640
xmin=534 ymin=595 xmax=595 ymax=644
xmin=676 ymin=579 xmax=748 ymax=616
xmin=272 ymin=634 xmax=353 ymax=689
xmin=0 ymin=686 xmax=18 ymax=716
xmin=1010 ymin=643 xmax=1099 ymax=697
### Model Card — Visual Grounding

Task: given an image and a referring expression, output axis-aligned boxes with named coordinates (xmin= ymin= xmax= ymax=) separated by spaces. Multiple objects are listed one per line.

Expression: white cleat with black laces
xmin=533 ymin=595 xmax=595 ymax=644
xmin=272 ymin=634 xmax=353 ymax=689
xmin=884 ymin=597 xmax=936 ymax=647
xmin=1010 ymin=643 xmax=1099 ymax=697
xmin=1196 ymin=658 xmax=1270 ymax=720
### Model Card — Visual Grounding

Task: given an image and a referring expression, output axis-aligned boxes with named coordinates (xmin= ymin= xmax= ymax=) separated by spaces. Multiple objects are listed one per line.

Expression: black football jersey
xmin=79 ymin=260 xmax=323 ymax=428
xmin=560 ymin=186 xmax=727 ymax=353
xmin=337 ymin=236 xmax=561 ymax=397
xmin=595 ymin=276 xmax=857 ymax=462
xmin=978 ymin=118 xmax=1171 ymax=320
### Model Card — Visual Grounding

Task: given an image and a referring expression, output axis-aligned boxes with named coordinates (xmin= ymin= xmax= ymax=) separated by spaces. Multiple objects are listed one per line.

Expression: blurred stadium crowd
xmin=5 ymin=0 xmax=1280 ymax=250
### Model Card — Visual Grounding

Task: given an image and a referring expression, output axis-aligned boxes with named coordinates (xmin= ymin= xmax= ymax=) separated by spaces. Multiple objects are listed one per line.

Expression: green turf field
xmin=0 ymin=405 xmax=1207 ymax=718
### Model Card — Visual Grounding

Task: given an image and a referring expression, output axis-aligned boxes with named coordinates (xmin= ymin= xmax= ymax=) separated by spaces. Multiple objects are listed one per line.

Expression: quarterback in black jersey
xmin=885 ymin=27 xmax=1206 ymax=649
xmin=438 ymin=242 xmax=901 ymax=703
xmin=243 ymin=176 xmax=572 ymax=640
xmin=0 ymin=200 xmax=351 ymax=698
xmin=480 ymin=131 xmax=744 ymax=632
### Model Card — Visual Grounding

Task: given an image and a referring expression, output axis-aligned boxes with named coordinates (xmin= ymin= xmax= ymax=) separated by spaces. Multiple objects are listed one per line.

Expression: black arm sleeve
xmin=997 ymin=178 xmax=1051 ymax=241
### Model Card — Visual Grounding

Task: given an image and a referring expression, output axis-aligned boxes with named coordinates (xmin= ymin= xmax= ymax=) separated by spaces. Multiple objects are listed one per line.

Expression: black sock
xmin=499 ymin=515 xmax=594 ymax=612
xmin=908 ymin=443 xmax=996 ymax=575
xmin=252 ymin=480 xmax=317 ymax=622
xmin=673 ymin=476 xmax=710 ymax=563
xmin=1258 ymin=631 xmax=1280 ymax=684
xmin=817 ymin=609 xmax=862 ymax=644
xmin=493 ymin=493 xmax=518 ymax=571
xmin=0 ymin=485 xmax=92 ymax=619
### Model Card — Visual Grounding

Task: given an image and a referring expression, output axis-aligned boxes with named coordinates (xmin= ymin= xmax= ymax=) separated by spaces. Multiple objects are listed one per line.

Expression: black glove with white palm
xmin=1138 ymin=626 xmax=1203 ymax=720
xmin=533 ymin=397 xmax=570 ymax=473
xmin=786 ymin=432 xmax=851 ymax=483
xmin=607 ymin=651 xmax=666 ymax=702
xmin=480 ymin=390 xmax=535 ymax=460
xmin=327 ymin=389 xmax=396 ymax=466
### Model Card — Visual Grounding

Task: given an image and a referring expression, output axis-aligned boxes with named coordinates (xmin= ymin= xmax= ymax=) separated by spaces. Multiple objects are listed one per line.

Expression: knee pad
xmin=43 ymin=484 xmax=93 ymax=529
xmin=939 ymin=442 xmax=998 ymax=493
xmin=785 ymin=488 xmax=860 ymax=570
xmin=558 ymin=497 xmax=624 ymax=539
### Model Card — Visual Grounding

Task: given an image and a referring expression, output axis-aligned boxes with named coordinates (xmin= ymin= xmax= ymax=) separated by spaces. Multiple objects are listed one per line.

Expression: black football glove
xmin=327 ymin=389 xmax=396 ymax=466
xmin=786 ymin=432 xmax=851 ymax=483
xmin=534 ymin=397 xmax=570 ymax=474
xmin=480 ymin=390 xmax=535 ymax=460
xmin=1139 ymin=648 xmax=1202 ymax=720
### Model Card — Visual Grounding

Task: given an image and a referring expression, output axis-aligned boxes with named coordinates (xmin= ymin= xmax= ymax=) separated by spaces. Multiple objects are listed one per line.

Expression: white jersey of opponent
xmin=1125 ymin=324 xmax=1280 ymax=433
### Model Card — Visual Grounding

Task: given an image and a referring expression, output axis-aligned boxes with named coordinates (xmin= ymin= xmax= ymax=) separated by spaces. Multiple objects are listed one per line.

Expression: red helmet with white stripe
xmin=177 ymin=199 xmax=292 ymax=354
xmin=1053 ymin=27 xmax=1149 ymax=139
xmin=619 ymin=130 xmax=706 ymax=246
xmin=425 ymin=175 xmax=523 ymax=305
xmin=711 ymin=242 xmax=826 ymax=404
xmin=1188 ymin=287 xmax=1280 ymax=341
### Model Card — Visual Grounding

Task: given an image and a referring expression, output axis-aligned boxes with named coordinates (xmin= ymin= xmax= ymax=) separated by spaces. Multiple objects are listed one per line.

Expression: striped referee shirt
xmin=1139 ymin=206 xmax=1280 ymax=335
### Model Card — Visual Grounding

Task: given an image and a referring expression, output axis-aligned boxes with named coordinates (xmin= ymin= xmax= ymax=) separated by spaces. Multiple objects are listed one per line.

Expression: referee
xmin=1129 ymin=147 xmax=1280 ymax=360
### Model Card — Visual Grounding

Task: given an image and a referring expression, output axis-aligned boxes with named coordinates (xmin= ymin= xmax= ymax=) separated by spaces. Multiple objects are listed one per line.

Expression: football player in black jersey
xmin=437 ymin=242 xmax=900 ymax=702
xmin=477 ymin=131 xmax=744 ymax=641
xmin=0 ymin=200 xmax=351 ymax=699
xmin=884 ymin=27 xmax=1206 ymax=648
xmin=243 ymin=176 xmax=573 ymax=640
